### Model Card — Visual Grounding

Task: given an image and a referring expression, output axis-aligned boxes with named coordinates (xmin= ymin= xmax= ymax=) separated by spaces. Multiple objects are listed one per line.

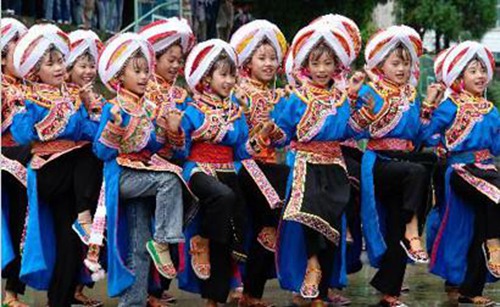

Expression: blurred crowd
xmin=2 ymin=0 xmax=254 ymax=38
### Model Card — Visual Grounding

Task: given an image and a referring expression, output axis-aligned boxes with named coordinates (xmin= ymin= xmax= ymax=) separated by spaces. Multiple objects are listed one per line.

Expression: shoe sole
xmin=482 ymin=243 xmax=500 ymax=278
xmin=146 ymin=241 xmax=176 ymax=280
xmin=399 ymin=241 xmax=429 ymax=264
xmin=189 ymin=239 xmax=210 ymax=280
xmin=72 ymin=222 xmax=90 ymax=245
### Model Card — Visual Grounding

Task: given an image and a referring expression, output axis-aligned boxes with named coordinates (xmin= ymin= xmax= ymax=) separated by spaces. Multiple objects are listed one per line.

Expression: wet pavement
xmin=10 ymin=256 xmax=500 ymax=306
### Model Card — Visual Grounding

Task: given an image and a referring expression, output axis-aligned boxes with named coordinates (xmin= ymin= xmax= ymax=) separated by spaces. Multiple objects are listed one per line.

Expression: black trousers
xmin=2 ymin=172 xmax=28 ymax=295
xmin=239 ymin=162 xmax=289 ymax=299
xmin=36 ymin=146 xmax=102 ymax=307
xmin=370 ymin=155 xmax=432 ymax=296
xmin=450 ymin=165 xmax=500 ymax=297
xmin=189 ymin=171 xmax=246 ymax=303
xmin=1 ymin=145 xmax=31 ymax=295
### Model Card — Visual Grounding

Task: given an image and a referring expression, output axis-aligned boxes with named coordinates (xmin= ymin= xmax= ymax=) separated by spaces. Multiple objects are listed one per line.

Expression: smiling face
xmin=305 ymin=43 xmax=336 ymax=87
xmin=156 ymin=44 xmax=183 ymax=83
xmin=247 ymin=42 xmax=278 ymax=83
xmin=36 ymin=47 xmax=66 ymax=86
xmin=204 ymin=54 xmax=237 ymax=98
xmin=462 ymin=58 xmax=488 ymax=96
xmin=120 ymin=52 xmax=150 ymax=96
xmin=68 ymin=52 xmax=97 ymax=87
xmin=380 ymin=46 xmax=412 ymax=86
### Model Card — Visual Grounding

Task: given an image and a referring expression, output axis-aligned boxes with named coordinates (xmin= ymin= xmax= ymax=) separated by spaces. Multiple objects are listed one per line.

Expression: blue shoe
xmin=72 ymin=220 xmax=90 ymax=245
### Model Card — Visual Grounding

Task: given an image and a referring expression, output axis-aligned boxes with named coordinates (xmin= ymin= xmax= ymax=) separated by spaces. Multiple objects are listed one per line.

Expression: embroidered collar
xmin=451 ymin=90 xmax=493 ymax=112
xmin=2 ymin=74 xmax=20 ymax=87
xmin=116 ymin=88 xmax=157 ymax=118
xmin=245 ymin=77 xmax=269 ymax=91
xmin=370 ymin=77 xmax=416 ymax=101
xmin=199 ymin=91 xmax=232 ymax=109
xmin=25 ymin=82 xmax=81 ymax=109
xmin=298 ymin=80 xmax=343 ymax=105
xmin=152 ymin=73 xmax=173 ymax=90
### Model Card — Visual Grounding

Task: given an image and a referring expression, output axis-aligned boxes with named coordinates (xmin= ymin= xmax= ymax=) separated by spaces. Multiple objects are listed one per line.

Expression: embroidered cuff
xmin=166 ymin=127 xmax=185 ymax=149
xmin=349 ymin=106 xmax=374 ymax=132
xmin=99 ymin=121 xmax=125 ymax=150
xmin=420 ymin=100 xmax=435 ymax=124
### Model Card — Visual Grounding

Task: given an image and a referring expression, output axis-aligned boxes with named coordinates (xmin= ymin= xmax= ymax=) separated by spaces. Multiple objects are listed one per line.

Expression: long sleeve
xmin=234 ymin=115 xmax=252 ymax=161
xmin=175 ymin=107 xmax=198 ymax=160
xmin=273 ymin=93 xmax=304 ymax=147
xmin=80 ymin=106 xmax=100 ymax=142
xmin=93 ymin=103 xmax=122 ymax=161
xmin=11 ymin=100 xmax=43 ymax=145
xmin=491 ymin=107 xmax=500 ymax=156
xmin=418 ymin=99 xmax=456 ymax=147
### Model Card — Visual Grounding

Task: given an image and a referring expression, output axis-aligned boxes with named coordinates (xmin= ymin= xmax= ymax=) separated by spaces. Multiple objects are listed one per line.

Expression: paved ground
xmin=9 ymin=255 xmax=500 ymax=306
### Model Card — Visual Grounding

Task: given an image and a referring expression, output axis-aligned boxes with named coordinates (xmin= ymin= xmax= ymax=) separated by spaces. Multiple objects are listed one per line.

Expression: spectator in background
xmin=106 ymin=0 xmax=124 ymax=33
xmin=72 ymin=0 xmax=85 ymax=26
xmin=232 ymin=3 xmax=253 ymax=35
xmin=192 ymin=0 xmax=207 ymax=41
xmin=83 ymin=0 xmax=95 ymax=29
xmin=95 ymin=0 xmax=108 ymax=32
xmin=217 ymin=0 xmax=233 ymax=40
xmin=204 ymin=0 xmax=221 ymax=38
xmin=59 ymin=0 xmax=72 ymax=24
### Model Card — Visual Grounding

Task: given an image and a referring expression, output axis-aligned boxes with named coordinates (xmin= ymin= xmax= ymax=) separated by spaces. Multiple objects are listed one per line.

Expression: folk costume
xmin=66 ymin=29 xmax=105 ymax=245
xmin=229 ymin=19 xmax=290 ymax=301
xmin=176 ymin=39 xmax=257 ymax=303
xmin=140 ymin=16 xmax=196 ymax=299
xmin=270 ymin=21 xmax=357 ymax=299
xmin=1 ymin=17 xmax=29 ymax=300
xmin=422 ymin=41 xmax=500 ymax=300
xmin=10 ymin=24 xmax=101 ymax=307
xmin=351 ymin=26 xmax=434 ymax=299
xmin=89 ymin=33 xmax=193 ymax=305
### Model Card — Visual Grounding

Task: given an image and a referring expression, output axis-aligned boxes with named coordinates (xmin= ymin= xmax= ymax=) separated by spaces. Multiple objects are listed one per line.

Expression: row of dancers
xmin=1 ymin=13 xmax=499 ymax=307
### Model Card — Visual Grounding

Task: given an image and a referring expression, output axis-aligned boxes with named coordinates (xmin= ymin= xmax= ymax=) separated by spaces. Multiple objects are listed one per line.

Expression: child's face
xmin=307 ymin=51 xmax=335 ymax=87
xmin=380 ymin=49 xmax=411 ymax=85
xmin=247 ymin=43 xmax=278 ymax=83
xmin=69 ymin=55 xmax=97 ymax=87
xmin=209 ymin=65 xmax=236 ymax=98
xmin=1 ymin=41 xmax=17 ymax=77
xmin=37 ymin=50 xmax=66 ymax=86
xmin=121 ymin=56 xmax=150 ymax=96
xmin=462 ymin=59 xmax=488 ymax=96
xmin=156 ymin=44 xmax=183 ymax=83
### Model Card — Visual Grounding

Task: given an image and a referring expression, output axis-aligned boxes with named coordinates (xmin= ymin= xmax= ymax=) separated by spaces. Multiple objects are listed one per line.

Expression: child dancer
xmin=352 ymin=26 xmax=436 ymax=306
xmin=263 ymin=21 xmax=363 ymax=305
xmin=175 ymin=39 xmax=261 ymax=306
xmin=64 ymin=28 xmax=105 ymax=307
xmin=422 ymin=41 xmax=500 ymax=306
xmin=93 ymin=32 xmax=187 ymax=305
xmin=65 ymin=29 xmax=105 ymax=243
xmin=1 ymin=17 xmax=29 ymax=307
xmin=139 ymin=17 xmax=195 ymax=306
xmin=229 ymin=19 xmax=289 ymax=306
xmin=11 ymin=24 xmax=102 ymax=307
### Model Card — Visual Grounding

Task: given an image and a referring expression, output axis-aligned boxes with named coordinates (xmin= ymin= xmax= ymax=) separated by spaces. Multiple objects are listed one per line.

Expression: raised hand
xmin=79 ymin=82 xmax=96 ymax=107
xmin=426 ymin=83 xmax=445 ymax=105
xmin=165 ymin=109 xmax=183 ymax=133
xmin=363 ymin=65 xmax=380 ymax=83
xmin=348 ymin=71 xmax=366 ymax=97
xmin=233 ymin=84 xmax=248 ymax=108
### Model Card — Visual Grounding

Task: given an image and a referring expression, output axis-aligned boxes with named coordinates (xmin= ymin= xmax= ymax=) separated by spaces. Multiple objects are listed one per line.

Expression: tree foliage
xmin=395 ymin=0 xmax=496 ymax=51
xmin=250 ymin=0 xmax=386 ymax=40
